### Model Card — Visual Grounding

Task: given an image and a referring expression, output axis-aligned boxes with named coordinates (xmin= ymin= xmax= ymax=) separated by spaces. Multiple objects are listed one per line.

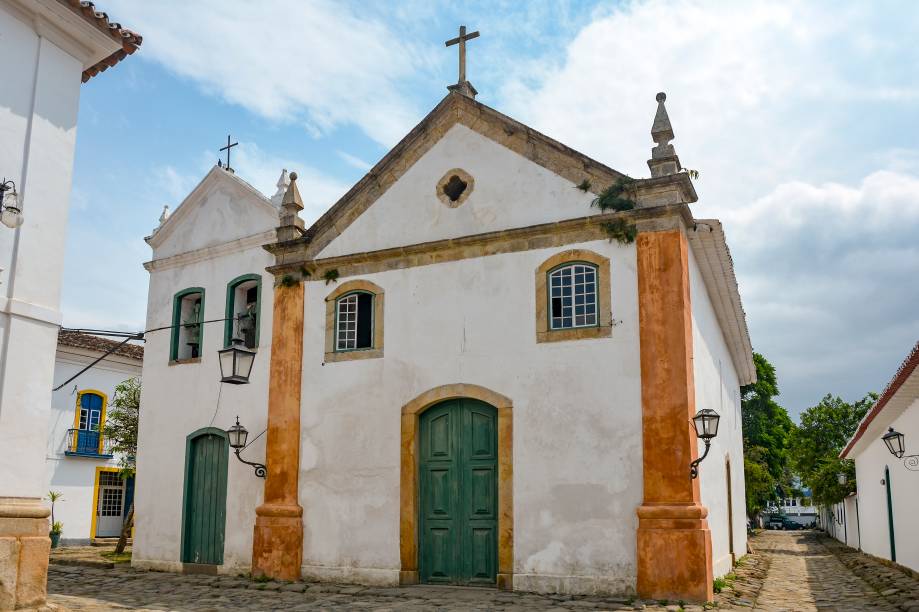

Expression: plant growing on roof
xmin=601 ymin=218 xmax=637 ymax=245
xmin=323 ymin=269 xmax=340 ymax=285
xmin=591 ymin=177 xmax=637 ymax=212
xmin=575 ymin=179 xmax=591 ymax=192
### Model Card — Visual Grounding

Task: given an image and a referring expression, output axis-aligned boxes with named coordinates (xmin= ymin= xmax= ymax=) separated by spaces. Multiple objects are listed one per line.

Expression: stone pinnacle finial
xmin=648 ymin=91 xmax=681 ymax=178
xmin=277 ymin=171 xmax=305 ymax=241
xmin=158 ymin=205 xmax=170 ymax=226
xmin=271 ymin=168 xmax=291 ymax=207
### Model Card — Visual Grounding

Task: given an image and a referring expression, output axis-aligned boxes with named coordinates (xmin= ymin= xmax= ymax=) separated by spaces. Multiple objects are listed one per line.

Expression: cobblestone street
xmin=45 ymin=532 xmax=919 ymax=611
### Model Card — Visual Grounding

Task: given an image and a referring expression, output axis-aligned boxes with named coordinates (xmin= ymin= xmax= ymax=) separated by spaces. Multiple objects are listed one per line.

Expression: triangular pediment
xmin=300 ymin=92 xmax=629 ymax=259
xmin=147 ymin=166 xmax=279 ymax=259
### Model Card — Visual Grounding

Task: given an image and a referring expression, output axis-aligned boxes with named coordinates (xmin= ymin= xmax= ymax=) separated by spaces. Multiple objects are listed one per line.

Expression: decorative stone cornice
xmin=267 ymin=204 xmax=692 ymax=279
xmin=144 ymin=230 xmax=275 ymax=272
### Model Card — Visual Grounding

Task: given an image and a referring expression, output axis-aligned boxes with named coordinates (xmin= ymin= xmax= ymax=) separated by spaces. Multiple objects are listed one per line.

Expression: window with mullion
xmin=336 ymin=292 xmax=373 ymax=351
xmin=549 ymin=263 xmax=598 ymax=330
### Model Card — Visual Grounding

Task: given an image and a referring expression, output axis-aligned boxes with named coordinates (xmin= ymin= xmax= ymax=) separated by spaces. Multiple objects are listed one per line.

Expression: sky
xmin=64 ymin=0 xmax=919 ymax=420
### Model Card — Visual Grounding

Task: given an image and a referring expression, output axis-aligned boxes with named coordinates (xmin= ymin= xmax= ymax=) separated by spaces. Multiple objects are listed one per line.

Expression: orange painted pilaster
xmin=635 ymin=229 xmax=713 ymax=603
xmin=251 ymin=280 xmax=304 ymax=581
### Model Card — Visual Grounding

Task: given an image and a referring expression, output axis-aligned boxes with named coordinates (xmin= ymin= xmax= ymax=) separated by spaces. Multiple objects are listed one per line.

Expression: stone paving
xmin=43 ymin=531 xmax=919 ymax=611
xmin=754 ymin=531 xmax=905 ymax=611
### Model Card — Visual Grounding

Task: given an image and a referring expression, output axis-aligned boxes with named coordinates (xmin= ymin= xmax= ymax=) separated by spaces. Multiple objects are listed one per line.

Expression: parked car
xmin=767 ymin=515 xmax=805 ymax=530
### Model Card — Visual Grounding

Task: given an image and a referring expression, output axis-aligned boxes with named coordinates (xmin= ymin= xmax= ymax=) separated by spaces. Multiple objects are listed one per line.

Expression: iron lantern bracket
xmin=690 ymin=439 xmax=712 ymax=479
xmin=233 ymin=448 xmax=266 ymax=478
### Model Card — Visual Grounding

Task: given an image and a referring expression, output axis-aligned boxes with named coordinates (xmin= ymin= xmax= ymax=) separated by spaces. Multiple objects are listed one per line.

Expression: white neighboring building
xmin=133 ymin=86 xmax=753 ymax=602
xmin=770 ymin=495 xmax=817 ymax=527
xmin=134 ymin=166 xmax=281 ymax=570
xmin=840 ymin=340 xmax=919 ymax=573
xmin=0 ymin=1 xmax=139 ymax=608
xmin=47 ymin=331 xmax=142 ymax=544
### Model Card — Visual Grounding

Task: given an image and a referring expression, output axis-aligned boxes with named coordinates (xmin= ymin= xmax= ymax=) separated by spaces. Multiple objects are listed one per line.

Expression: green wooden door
xmin=419 ymin=399 xmax=497 ymax=585
xmin=182 ymin=429 xmax=229 ymax=565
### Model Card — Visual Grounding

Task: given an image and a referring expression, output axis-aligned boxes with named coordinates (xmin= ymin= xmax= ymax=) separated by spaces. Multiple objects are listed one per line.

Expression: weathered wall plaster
xmin=852 ymin=397 xmax=919 ymax=572
xmin=689 ymin=245 xmax=747 ymax=577
xmin=317 ymin=124 xmax=597 ymax=259
xmin=300 ymin=238 xmax=643 ymax=594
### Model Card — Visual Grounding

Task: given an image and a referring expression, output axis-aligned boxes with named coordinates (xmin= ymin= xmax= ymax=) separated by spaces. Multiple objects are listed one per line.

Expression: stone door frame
xmin=399 ymin=384 xmax=513 ymax=590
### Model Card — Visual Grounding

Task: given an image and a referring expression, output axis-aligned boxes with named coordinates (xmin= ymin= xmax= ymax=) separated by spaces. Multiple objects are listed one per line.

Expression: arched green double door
xmin=419 ymin=399 xmax=498 ymax=586
xmin=182 ymin=428 xmax=228 ymax=566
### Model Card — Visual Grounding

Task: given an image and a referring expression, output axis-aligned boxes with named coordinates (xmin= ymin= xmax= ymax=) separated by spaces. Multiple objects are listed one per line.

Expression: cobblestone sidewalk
xmin=44 ymin=531 xmax=919 ymax=611
xmin=754 ymin=531 xmax=904 ymax=611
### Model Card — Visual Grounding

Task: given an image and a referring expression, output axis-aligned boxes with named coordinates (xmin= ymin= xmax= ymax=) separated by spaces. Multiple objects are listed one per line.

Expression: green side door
xmin=182 ymin=429 xmax=229 ymax=565
xmin=419 ymin=399 xmax=497 ymax=585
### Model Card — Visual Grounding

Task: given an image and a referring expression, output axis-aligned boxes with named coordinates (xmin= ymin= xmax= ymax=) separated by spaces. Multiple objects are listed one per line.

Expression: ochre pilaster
xmin=251 ymin=281 xmax=304 ymax=581
xmin=0 ymin=497 xmax=51 ymax=610
xmin=635 ymin=229 xmax=713 ymax=603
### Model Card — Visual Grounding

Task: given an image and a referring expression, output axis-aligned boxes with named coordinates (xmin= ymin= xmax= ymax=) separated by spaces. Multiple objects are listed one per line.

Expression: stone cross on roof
xmin=445 ymin=25 xmax=480 ymax=98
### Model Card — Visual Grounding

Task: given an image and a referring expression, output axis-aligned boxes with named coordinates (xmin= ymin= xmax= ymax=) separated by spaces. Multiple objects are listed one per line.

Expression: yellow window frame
xmin=71 ymin=389 xmax=109 ymax=454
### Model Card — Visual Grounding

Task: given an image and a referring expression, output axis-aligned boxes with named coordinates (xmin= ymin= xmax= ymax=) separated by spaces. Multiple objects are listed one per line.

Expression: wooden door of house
xmin=182 ymin=429 xmax=228 ymax=566
xmin=419 ymin=399 xmax=497 ymax=586
xmin=95 ymin=470 xmax=125 ymax=537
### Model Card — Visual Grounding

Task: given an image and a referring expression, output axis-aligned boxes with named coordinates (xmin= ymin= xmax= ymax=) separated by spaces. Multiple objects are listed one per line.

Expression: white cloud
xmin=337 ymin=150 xmax=373 ymax=171
xmin=107 ymin=0 xmax=433 ymax=146
xmin=727 ymin=170 xmax=919 ymax=410
xmin=500 ymin=0 xmax=919 ymax=414
xmin=229 ymin=143 xmax=350 ymax=225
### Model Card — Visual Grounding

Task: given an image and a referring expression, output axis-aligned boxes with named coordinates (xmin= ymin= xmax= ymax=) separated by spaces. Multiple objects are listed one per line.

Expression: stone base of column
xmin=0 ymin=498 xmax=51 ymax=611
xmin=251 ymin=502 xmax=303 ymax=582
xmin=636 ymin=504 xmax=713 ymax=603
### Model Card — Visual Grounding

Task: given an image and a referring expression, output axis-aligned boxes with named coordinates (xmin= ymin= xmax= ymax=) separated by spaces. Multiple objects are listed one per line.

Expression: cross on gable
xmin=445 ymin=25 xmax=480 ymax=98
xmin=219 ymin=135 xmax=238 ymax=173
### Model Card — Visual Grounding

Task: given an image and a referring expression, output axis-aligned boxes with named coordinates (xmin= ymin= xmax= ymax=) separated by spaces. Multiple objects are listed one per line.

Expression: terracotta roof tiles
xmin=57 ymin=330 xmax=144 ymax=361
xmin=59 ymin=0 xmax=142 ymax=82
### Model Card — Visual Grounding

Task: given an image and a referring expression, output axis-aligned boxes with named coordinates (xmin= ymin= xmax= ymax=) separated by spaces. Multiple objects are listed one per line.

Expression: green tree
xmin=101 ymin=377 xmax=140 ymax=554
xmin=743 ymin=447 xmax=776 ymax=518
xmin=740 ymin=353 xmax=795 ymax=518
xmin=741 ymin=353 xmax=795 ymax=480
xmin=789 ymin=393 xmax=875 ymax=505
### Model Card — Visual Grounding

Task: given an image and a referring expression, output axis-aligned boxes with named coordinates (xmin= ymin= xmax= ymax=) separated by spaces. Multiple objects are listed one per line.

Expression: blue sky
xmin=64 ymin=0 xmax=919 ymax=419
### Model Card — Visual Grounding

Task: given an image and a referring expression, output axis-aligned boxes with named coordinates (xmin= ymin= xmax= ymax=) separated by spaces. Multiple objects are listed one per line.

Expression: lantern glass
xmin=882 ymin=427 xmax=905 ymax=459
xmin=227 ymin=417 xmax=248 ymax=449
xmin=692 ymin=408 xmax=720 ymax=440
xmin=0 ymin=205 xmax=22 ymax=228
xmin=218 ymin=337 xmax=256 ymax=384
xmin=837 ymin=473 xmax=847 ymax=485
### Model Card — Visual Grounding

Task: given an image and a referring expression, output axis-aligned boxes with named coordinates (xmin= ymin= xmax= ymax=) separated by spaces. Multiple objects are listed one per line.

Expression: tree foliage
xmin=740 ymin=353 xmax=795 ymax=518
xmin=103 ymin=377 xmax=140 ymax=476
xmin=741 ymin=354 xmax=795 ymax=480
xmin=101 ymin=377 xmax=140 ymax=553
xmin=789 ymin=392 xmax=875 ymax=505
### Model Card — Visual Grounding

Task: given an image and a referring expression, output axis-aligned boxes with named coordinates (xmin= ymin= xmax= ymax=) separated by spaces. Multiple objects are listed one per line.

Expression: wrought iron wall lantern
xmin=882 ymin=427 xmax=919 ymax=472
xmin=882 ymin=427 xmax=905 ymax=459
xmin=218 ymin=336 xmax=255 ymax=384
xmin=837 ymin=473 xmax=847 ymax=485
xmin=689 ymin=408 xmax=720 ymax=479
xmin=227 ymin=416 xmax=266 ymax=478
xmin=0 ymin=179 xmax=24 ymax=228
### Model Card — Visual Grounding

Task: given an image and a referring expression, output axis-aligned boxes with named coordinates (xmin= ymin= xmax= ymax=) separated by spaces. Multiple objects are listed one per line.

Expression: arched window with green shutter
xmin=171 ymin=288 xmax=205 ymax=362
xmin=224 ymin=274 xmax=261 ymax=349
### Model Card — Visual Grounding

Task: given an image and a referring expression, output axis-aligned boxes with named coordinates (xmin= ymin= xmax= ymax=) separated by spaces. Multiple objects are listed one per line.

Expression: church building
xmin=133 ymin=34 xmax=754 ymax=602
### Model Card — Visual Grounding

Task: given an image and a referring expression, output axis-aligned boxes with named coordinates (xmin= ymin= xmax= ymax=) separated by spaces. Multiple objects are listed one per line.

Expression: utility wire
xmin=55 ymin=315 xmax=242 ymax=390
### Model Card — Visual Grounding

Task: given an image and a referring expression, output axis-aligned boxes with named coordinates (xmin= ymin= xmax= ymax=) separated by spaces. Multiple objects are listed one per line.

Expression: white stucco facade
xmin=848 ymin=397 xmax=918 ymax=571
xmin=689 ymin=246 xmax=748 ymax=577
xmin=46 ymin=339 xmax=142 ymax=543
xmin=841 ymin=342 xmax=919 ymax=573
xmin=133 ymin=97 xmax=753 ymax=596
xmin=0 ymin=0 xmax=134 ymax=503
xmin=133 ymin=168 xmax=279 ymax=573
